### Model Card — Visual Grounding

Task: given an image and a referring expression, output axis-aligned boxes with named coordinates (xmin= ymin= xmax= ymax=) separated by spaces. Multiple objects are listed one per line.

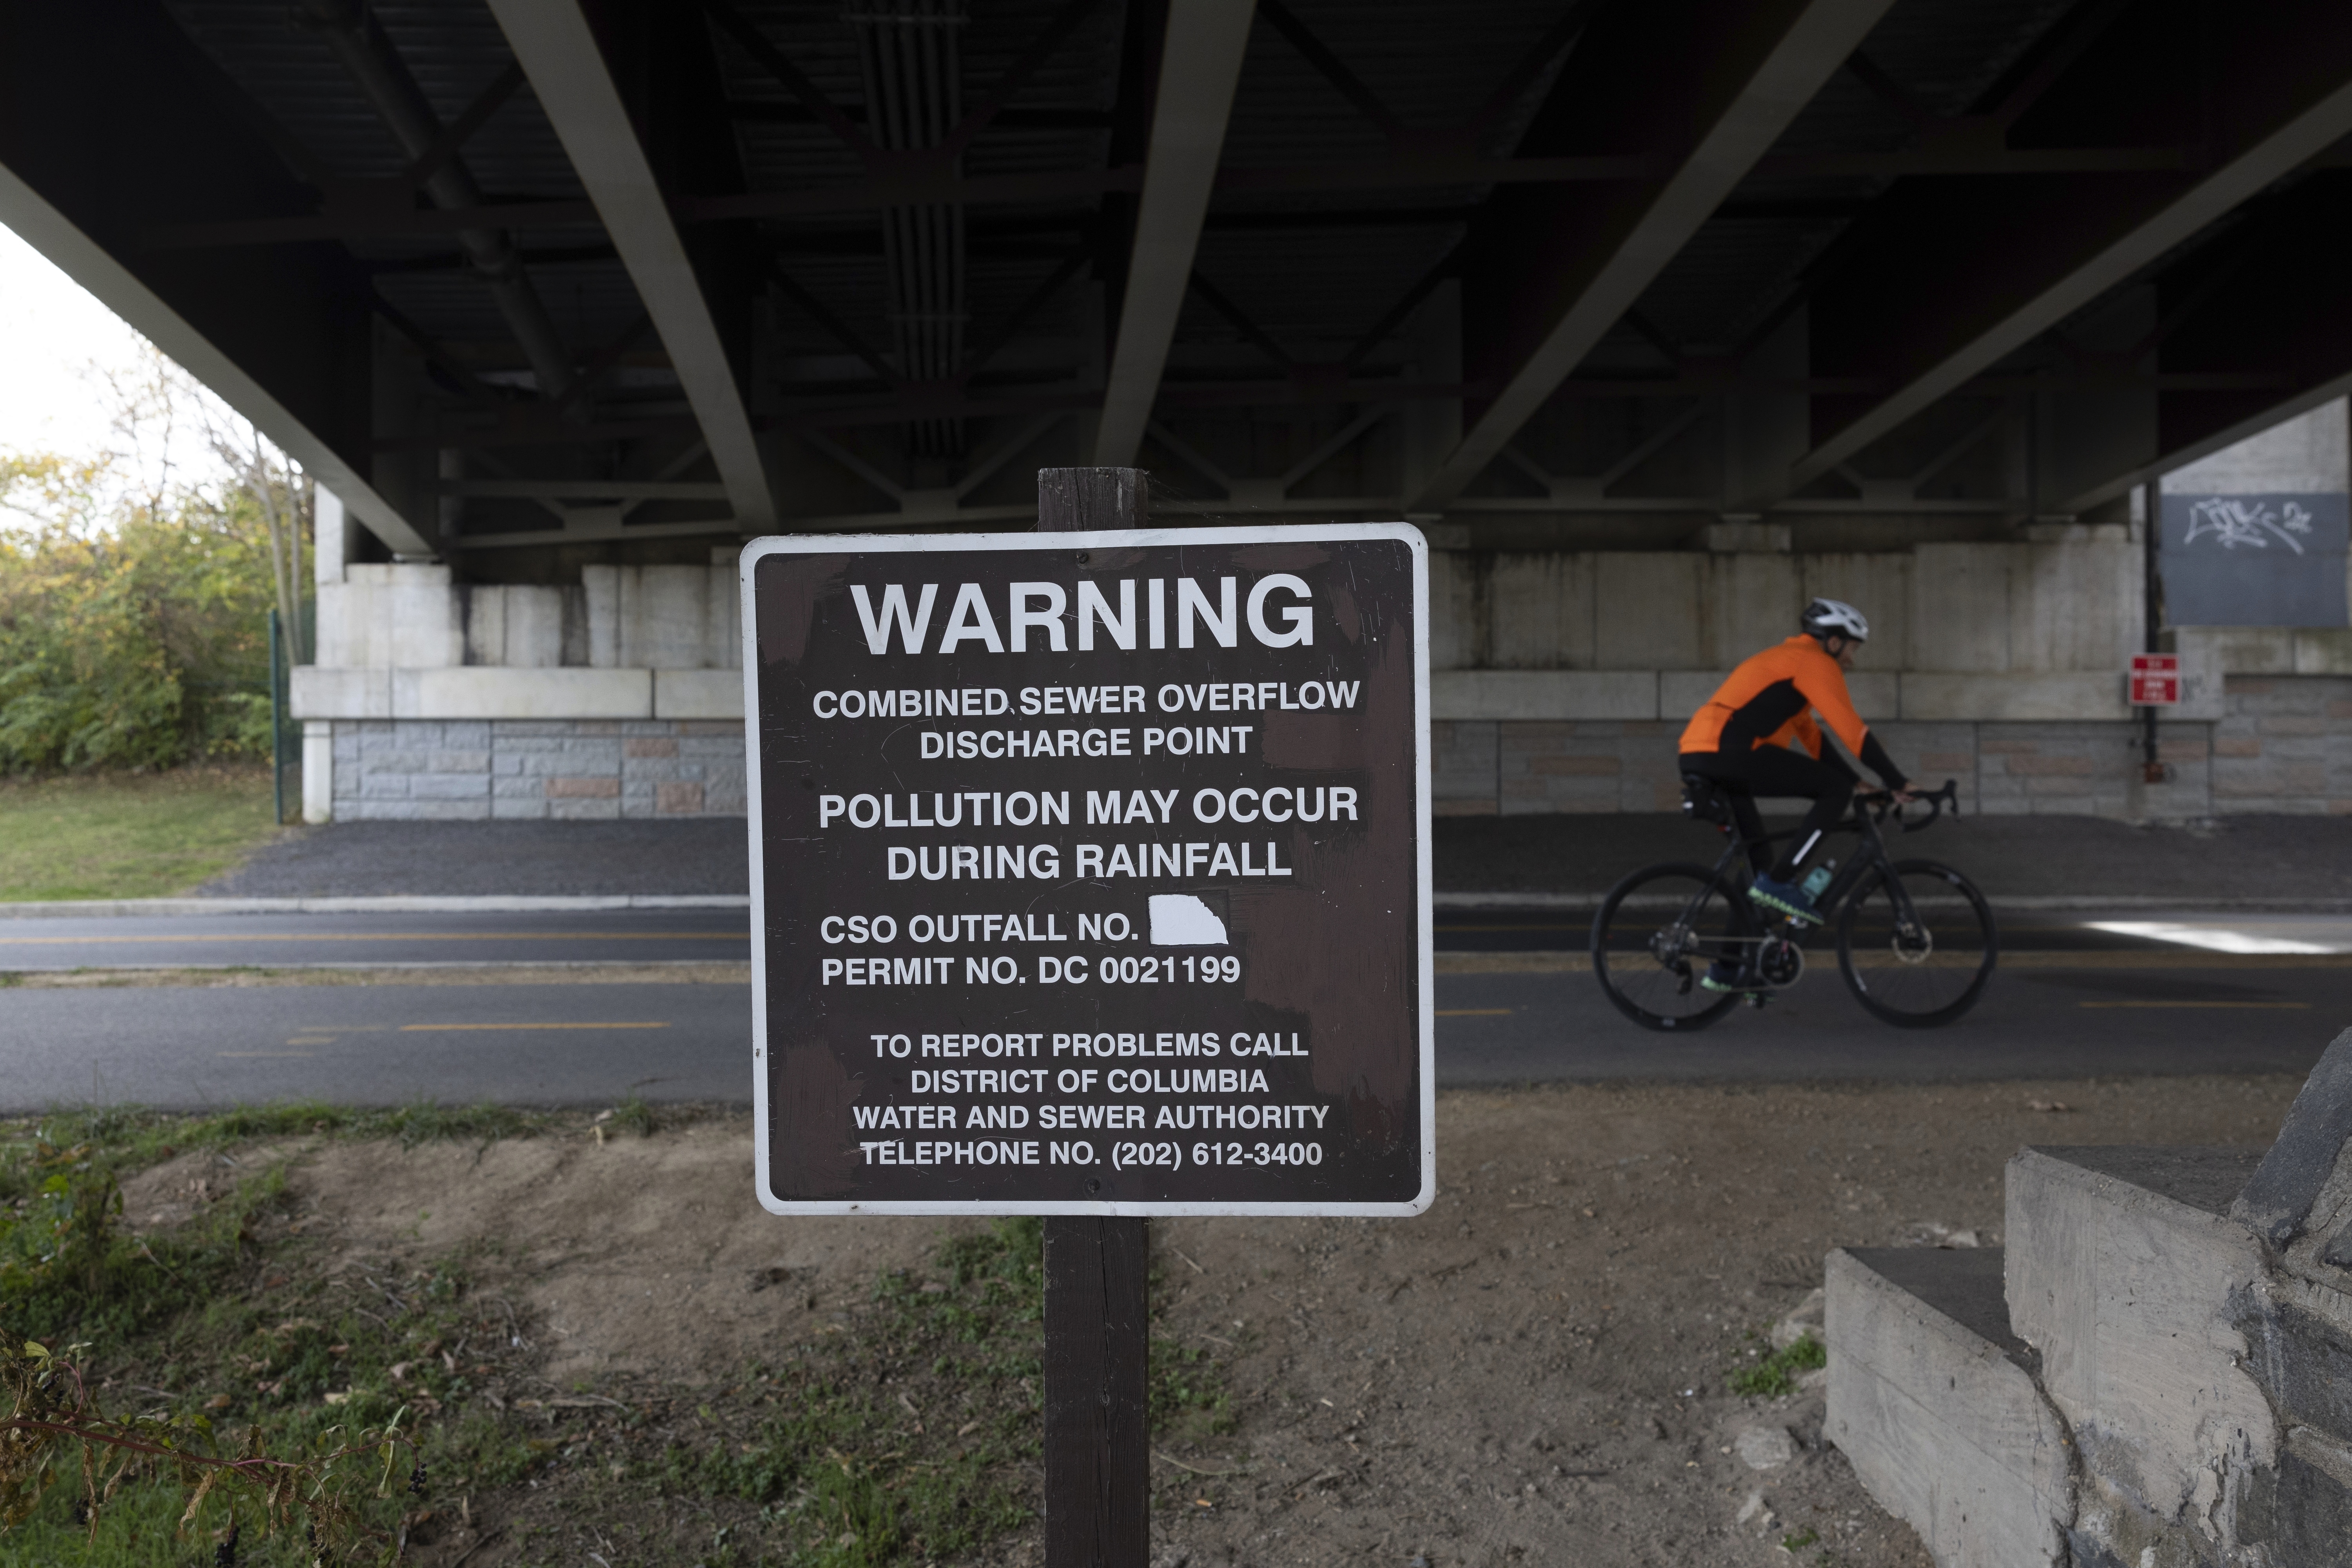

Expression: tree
xmin=0 ymin=345 xmax=307 ymax=773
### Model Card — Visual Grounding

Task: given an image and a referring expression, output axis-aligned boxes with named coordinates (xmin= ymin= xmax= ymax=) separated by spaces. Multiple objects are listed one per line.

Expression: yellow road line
xmin=0 ymin=931 xmax=743 ymax=945
xmin=219 ymin=1051 xmax=317 ymax=1058
xmin=1437 ymin=1008 xmax=1515 ymax=1016
xmin=396 ymin=1021 xmax=671 ymax=1031
xmin=2079 ymin=1000 xmax=2310 ymax=1010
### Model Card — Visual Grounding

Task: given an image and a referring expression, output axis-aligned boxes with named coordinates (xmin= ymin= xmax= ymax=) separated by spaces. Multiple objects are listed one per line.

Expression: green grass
xmin=1729 ymin=1332 xmax=1828 ymax=1398
xmin=0 ymin=1109 xmax=1238 ymax=1566
xmin=0 ymin=766 xmax=279 ymax=901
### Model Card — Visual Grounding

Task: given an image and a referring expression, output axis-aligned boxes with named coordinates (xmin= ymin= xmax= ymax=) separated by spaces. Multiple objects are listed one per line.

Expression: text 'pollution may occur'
xmin=744 ymin=524 xmax=1433 ymax=1216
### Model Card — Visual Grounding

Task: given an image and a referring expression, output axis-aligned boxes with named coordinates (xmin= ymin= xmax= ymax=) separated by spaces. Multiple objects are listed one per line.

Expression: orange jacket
xmin=1679 ymin=635 xmax=1903 ymax=784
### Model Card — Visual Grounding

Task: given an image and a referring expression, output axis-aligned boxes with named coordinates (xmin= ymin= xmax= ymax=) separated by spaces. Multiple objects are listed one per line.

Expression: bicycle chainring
xmin=1756 ymin=937 xmax=1805 ymax=987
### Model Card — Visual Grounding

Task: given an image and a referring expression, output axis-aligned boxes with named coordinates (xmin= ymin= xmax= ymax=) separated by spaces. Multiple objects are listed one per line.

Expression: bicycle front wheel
xmin=1592 ymin=862 xmax=1756 ymax=1032
xmin=1835 ymin=859 xmax=1998 ymax=1027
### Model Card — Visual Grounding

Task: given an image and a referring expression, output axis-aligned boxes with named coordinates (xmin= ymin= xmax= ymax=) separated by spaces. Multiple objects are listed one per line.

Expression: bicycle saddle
xmin=1679 ymin=773 xmax=1737 ymax=826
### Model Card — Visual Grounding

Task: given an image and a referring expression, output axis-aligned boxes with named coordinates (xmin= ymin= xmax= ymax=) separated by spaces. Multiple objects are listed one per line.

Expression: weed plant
xmin=2 ymin=1112 xmax=1237 ymax=1565
xmin=1729 ymin=1332 xmax=1828 ymax=1398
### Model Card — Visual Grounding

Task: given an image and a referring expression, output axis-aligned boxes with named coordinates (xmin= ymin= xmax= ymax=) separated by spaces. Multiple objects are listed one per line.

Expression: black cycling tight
xmin=1678 ymin=747 xmax=1854 ymax=883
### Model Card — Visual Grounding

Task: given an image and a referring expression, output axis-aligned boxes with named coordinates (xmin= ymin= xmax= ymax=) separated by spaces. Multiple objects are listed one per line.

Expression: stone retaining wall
xmin=315 ymin=673 xmax=2348 ymax=822
xmin=327 ymin=719 xmax=747 ymax=820
xmin=1434 ymin=673 xmax=2352 ymax=818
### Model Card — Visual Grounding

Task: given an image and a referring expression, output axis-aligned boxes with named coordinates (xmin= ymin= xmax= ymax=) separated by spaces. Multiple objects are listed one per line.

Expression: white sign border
xmin=741 ymin=521 xmax=1436 ymax=1218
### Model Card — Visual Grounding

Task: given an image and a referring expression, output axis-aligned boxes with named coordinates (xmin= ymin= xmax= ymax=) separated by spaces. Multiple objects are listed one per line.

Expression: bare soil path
xmin=122 ymin=1076 xmax=2299 ymax=1566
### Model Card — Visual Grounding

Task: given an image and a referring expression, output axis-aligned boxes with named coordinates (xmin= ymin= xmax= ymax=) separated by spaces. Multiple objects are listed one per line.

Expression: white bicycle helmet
xmin=1801 ymin=597 xmax=1869 ymax=642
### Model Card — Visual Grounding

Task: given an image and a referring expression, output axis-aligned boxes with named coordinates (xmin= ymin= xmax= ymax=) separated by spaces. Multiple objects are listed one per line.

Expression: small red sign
xmin=2130 ymin=653 xmax=2180 ymax=706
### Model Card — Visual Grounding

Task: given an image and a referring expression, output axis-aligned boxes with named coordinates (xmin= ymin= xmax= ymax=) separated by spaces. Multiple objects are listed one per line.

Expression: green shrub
xmin=0 ymin=453 xmax=297 ymax=774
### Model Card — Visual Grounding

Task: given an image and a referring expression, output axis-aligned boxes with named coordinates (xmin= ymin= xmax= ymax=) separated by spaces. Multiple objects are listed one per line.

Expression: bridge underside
xmin=7 ymin=0 xmax=2352 ymax=822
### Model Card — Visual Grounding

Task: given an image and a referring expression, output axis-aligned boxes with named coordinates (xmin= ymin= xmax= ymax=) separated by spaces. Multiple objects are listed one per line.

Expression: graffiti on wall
xmin=2181 ymin=497 xmax=2318 ymax=554
xmin=2160 ymin=492 xmax=2349 ymax=626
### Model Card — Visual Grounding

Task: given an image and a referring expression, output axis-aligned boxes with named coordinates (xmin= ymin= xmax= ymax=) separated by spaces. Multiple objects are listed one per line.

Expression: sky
xmin=0 ymin=219 xmax=246 ymax=516
xmin=0 ymin=220 xmax=151 ymax=458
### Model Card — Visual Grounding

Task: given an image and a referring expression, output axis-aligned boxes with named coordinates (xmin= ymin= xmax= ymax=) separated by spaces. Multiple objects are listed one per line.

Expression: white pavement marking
xmin=2083 ymin=920 xmax=2352 ymax=955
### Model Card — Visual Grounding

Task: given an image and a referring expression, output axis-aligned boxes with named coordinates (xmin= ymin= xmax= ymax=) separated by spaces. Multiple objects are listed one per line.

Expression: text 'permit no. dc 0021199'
xmin=740 ymin=523 xmax=1434 ymax=1216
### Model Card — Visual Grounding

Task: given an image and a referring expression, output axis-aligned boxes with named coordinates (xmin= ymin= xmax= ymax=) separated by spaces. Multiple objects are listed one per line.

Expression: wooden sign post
xmin=1036 ymin=469 xmax=1151 ymax=1568
xmin=740 ymin=470 xmax=1434 ymax=1567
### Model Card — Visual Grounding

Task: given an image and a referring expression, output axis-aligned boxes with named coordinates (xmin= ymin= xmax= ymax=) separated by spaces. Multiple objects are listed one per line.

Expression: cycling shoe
xmin=1748 ymin=874 xmax=1824 ymax=926
xmin=1699 ymin=959 xmax=1750 ymax=993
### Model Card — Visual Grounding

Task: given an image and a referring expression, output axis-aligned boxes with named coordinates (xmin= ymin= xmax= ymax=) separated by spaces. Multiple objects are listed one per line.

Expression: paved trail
xmin=1 ymin=908 xmax=2342 ymax=1109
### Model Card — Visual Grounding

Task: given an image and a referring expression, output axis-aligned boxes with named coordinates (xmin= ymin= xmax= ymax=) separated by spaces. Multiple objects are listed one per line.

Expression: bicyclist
xmin=1678 ymin=599 xmax=1915 ymax=947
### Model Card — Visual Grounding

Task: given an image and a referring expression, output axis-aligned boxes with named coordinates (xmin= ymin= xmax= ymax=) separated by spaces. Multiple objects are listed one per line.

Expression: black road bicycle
xmin=1591 ymin=776 xmax=1997 ymax=1031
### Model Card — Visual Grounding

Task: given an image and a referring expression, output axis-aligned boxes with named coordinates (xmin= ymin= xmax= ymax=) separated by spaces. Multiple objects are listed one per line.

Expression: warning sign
xmin=741 ymin=524 xmax=1434 ymax=1216
xmin=2129 ymin=653 xmax=2180 ymax=706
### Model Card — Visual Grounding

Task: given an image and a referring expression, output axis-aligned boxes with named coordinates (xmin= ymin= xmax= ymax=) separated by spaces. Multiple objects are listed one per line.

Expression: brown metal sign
xmin=742 ymin=524 xmax=1432 ymax=1215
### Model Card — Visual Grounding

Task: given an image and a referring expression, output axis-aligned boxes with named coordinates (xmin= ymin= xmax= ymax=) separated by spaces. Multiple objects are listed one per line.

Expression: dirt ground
xmin=118 ymin=1075 xmax=2303 ymax=1568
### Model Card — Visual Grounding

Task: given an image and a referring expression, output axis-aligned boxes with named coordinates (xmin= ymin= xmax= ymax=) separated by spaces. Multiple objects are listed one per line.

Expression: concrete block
xmin=491 ymin=774 xmax=544 ymax=799
xmin=1699 ymin=552 xmax=1800 ymax=670
xmin=461 ymin=583 xmax=566 ymax=668
xmin=2233 ymin=1027 xmax=2352 ymax=1248
xmin=2167 ymin=632 xmax=2229 ymax=720
xmin=2005 ymin=1147 xmax=2276 ymax=1530
xmin=631 ymin=564 xmax=716 ymax=670
xmin=1430 ymin=670 xmax=1657 ymax=721
xmin=1428 ymin=550 xmax=1479 ymax=671
xmin=391 ymin=667 xmax=653 ymax=721
xmin=1593 ymin=554 xmax=1700 ymax=669
xmin=1658 ymin=671 xmax=1722 ymax=720
xmin=491 ymin=796 xmax=550 ymax=820
xmin=2013 ymin=539 xmax=2137 ymax=675
xmin=2181 ymin=626 xmax=2298 ymax=675
xmin=1846 ymin=671 xmax=1898 ymax=720
xmin=290 ymin=667 xmax=392 ymax=720
xmin=653 ymin=669 xmax=744 ymax=720
xmin=657 ymin=782 xmax=706 ymax=814
xmin=1487 ymin=553 xmax=1596 ymax=669
xmin=2295 ymin=629 xmax=2352 ymax=675
xmin=584 ymin=564 xmax=622 ymax=668
xmin=1826 ymin=1247 xmax=2072 ymax=1567
xmin=547 ymin=777 xmax=621 ymax=799
xmin=548 ymin=795 xmax=621 ymax=821
xmin=1900 ymin=673 xmax=2130 ymax=722
xmin=321 ymin=568 xmax=459 ymax=669
xmin=1912 ymin=544 xmax=2016 ymax=672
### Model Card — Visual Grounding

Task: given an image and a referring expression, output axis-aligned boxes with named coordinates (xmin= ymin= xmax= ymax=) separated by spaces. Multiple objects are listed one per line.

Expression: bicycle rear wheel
xmin=1835 ymin=858 xmax=1998 ymax=1027
xmin=1592 ymin=862 xmax=1756 ymax=1032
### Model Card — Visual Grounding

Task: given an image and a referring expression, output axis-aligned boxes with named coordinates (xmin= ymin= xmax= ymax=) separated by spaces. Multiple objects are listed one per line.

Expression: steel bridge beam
xmin=1407 ymin=0 xmax=1896 ymax=513
xmin=1093 ymin=0 xmax=1258 ymax=466
xmin=1776 ymin=0 xmax=2352 ymax=508
xmin=2059 ymin=171 xmax=2352 ymax=514
xmin=0 ymin=0 xmax=429 ymax=556
xmin=487 ymin=0 xmax=777 ymax=529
